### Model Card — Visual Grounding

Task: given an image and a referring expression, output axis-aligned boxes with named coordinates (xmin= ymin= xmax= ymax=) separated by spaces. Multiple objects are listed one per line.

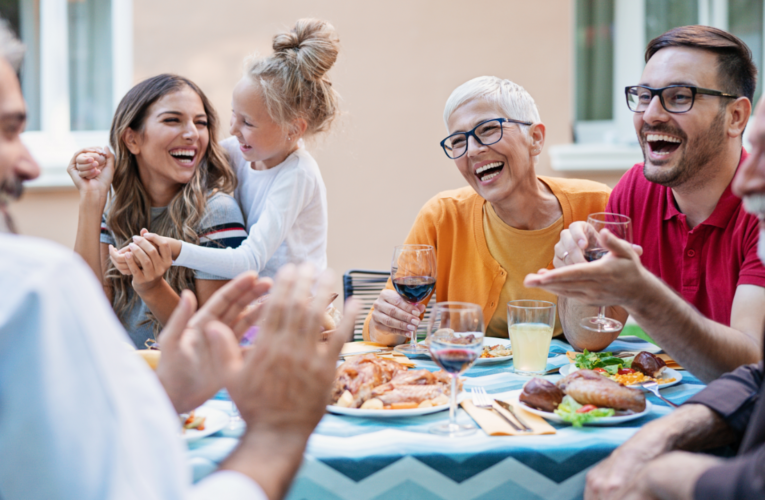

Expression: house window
xmin=0 ymin=0 xmax=132 ymax=187
xmin=554 ymin=0 xmax=765 ymax=171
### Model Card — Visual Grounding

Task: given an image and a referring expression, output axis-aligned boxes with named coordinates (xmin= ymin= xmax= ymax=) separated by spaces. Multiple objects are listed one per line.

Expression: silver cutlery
xmin=641 ymin=380 xmax=679 ymax=408
xmin=471 ymin=387 xmax=530 ymax=432
xmin=494 ymin=399 xmax=534 ymax=432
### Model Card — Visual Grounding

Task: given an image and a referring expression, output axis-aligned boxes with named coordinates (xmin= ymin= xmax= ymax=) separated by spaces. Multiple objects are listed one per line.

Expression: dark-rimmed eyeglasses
xmin=440 ymin=117 xmax=533 ymax=160
xmin=625 ymin=85 xmax=739 ymax=114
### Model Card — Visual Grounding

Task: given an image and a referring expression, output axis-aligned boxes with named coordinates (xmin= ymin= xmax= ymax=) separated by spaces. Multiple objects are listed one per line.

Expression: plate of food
xmin=327 ymin=354 xmax=459 ymax=417
xmin=180 ymin=407 xmax=229 ymax=442
xmin=517 ymin=371 xmax=652 ymax=426
xmin=560 ymin=350 xmax=681 ymax=389
xmin=420 ymin=337 xmax=512 ymax=364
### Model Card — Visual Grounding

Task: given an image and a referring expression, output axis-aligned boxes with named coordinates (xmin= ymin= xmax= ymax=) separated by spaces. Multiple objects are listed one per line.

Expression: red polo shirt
xmin=607 ymin=150 xmax=765 ymax=327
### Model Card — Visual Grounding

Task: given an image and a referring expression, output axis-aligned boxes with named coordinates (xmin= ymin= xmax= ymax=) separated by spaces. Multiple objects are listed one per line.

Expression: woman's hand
xmin=119 ymin=231 xmax=174 ymax=295
xmin=369 ymin=289 xmax=423 ymax=345
xmin=66 ymin=146 xmax=114 ymax=198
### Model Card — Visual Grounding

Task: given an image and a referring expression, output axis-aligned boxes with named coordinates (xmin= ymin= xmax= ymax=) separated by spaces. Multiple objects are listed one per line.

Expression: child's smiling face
xmin=230 ymin=77 xmax=295 ymax=169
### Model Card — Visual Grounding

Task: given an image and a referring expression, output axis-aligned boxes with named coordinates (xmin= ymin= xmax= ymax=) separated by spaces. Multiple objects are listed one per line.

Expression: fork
xmin=641 ymin=381 xmax=679 ymax=408
xmin=471 ymin=387 xmax=528 ymax=432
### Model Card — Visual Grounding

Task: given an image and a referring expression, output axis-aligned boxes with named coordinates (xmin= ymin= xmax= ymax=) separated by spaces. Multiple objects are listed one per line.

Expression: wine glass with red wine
xmin=392 ymin=244 xmax=436 ymax=355
xmin=580 ymin=212 xmax=633 ymax=333
xmin=427 ymin=302 xmax=484 ymax=436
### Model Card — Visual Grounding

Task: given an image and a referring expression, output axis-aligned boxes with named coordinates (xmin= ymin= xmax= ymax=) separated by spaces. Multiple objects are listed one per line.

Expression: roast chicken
xmin=331 ymin=354 xmax=456 ymax=408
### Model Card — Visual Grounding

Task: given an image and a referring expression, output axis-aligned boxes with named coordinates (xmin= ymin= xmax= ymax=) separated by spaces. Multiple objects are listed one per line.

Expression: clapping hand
xmin=204 ymin=263 xmax=361 ymax=500
xmin=155 ymin=271 xmax=272 ymax=413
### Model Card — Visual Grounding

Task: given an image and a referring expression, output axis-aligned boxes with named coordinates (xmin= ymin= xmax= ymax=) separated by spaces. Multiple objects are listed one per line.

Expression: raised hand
xmin=66 ymin=146 xmax=114 ymax=197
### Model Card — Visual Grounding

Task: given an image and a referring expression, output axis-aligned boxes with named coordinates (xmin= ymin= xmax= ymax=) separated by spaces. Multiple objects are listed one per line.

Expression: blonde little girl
xmin=83 ymin=18 xmax=340 ymax=280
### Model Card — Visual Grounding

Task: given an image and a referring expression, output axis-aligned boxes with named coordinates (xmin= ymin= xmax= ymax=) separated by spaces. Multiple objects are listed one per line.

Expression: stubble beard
xmin=640 ymin=108 xmax=727 ymax=189
xmin=0 ymin=176 xmax=22 ymax=234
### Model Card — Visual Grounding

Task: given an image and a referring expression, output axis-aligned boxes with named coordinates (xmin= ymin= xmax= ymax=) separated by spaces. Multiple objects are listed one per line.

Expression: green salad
xmin=574 ymin=349 xmax=632 ymax=375
xmin=553 ymin=396 xmax=615 ymax=427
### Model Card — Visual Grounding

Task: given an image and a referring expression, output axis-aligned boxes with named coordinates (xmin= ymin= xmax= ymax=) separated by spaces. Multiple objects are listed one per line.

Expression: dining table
xmin=186 ymin=336 xmax=706 ymax=500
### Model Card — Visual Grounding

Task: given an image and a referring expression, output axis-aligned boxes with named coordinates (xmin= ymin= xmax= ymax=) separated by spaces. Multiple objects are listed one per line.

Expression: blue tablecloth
xmin=187 ymin=337 xmax=705 ymax=500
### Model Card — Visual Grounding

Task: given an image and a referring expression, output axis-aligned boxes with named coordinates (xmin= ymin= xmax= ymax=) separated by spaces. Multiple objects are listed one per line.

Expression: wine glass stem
xmin=411 ymin=302 xmax=419 ymax=346
xmin=597 ymin=306 xmax=607 ymax=324
xmin=449 ymin=375 xmax=457 ymax=428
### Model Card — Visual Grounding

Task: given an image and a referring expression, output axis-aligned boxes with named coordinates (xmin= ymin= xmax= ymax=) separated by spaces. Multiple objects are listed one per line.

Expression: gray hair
xmin=0 ymin=19 xmax=24 ymax=71
xmin=443 ymin=76 xmax=540 ymax=130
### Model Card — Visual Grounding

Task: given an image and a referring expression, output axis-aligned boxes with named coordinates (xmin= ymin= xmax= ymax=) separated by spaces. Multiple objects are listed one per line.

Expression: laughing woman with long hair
xmin=67 ymin=74 xmax=247 ymax=349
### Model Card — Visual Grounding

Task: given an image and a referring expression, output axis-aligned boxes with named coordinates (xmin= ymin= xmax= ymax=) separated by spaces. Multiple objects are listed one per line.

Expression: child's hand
xmin=140 ymin=229 xmax=183 ymax=260
xmin=67 ymin=146 xmax=114 ymax=196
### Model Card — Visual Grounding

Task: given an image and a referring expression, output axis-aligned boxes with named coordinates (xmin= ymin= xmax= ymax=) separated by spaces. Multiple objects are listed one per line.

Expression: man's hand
xmin=155 ymin=271 xmax=271 ymax=413
xmin=206 ymin=263 xmax=361 ymax=500
xmin=614 ymin=451 xmax=721 ymax=500
xmin=525 ymin=229 xmax=646 ymax=308
xmin=368 ymin=289 xmax=422 ymax=345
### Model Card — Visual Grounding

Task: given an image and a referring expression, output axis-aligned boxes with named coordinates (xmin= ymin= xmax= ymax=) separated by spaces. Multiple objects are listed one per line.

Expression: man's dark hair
xmin=646 ymin=25 xmax=757 ymax=103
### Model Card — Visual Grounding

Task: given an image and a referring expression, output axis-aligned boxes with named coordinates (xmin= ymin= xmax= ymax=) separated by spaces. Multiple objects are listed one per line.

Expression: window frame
xmin=551 ymin=0 xmax=758 ymax=172
xmin=23 ymin=0 xmax=133 ymax=189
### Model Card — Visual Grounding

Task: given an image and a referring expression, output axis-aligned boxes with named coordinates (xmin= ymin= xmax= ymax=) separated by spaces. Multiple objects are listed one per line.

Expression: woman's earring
xmin=288 ymin=137 xmax=292 ymax=141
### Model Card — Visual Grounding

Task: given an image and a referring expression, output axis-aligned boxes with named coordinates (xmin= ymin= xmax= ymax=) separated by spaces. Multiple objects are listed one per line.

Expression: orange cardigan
xmin=362 ymin=176 xmax=611 ymax=340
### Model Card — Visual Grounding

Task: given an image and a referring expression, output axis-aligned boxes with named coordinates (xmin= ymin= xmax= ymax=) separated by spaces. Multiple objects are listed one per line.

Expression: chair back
xmin=342 ymin=269 xmax=436 ymax=341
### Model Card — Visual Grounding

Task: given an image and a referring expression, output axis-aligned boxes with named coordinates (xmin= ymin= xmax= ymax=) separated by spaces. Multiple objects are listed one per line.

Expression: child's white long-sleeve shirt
xmin=173 ymin=136 xmax=328 ymax=279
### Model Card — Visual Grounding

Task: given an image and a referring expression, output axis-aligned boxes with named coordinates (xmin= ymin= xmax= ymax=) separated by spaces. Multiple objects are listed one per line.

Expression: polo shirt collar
xmin=662 ymin=149 xmax=747 ymax=229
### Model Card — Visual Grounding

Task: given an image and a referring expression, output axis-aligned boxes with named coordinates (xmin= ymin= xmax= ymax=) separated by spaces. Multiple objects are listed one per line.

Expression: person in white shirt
xmin=84 ymin=19 xmax=340 ymax=280
xmin=0 ymin=21 xmax=360 ymax=500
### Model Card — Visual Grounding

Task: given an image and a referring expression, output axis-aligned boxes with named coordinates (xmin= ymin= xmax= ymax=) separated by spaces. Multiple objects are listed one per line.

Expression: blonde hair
xmin=443 ymin=76 xmax=540 ymax=130
xmin=106 ymin=74 xmax=236 ymax=337
xmin=244 ymin=18 xmax=341 ymax=137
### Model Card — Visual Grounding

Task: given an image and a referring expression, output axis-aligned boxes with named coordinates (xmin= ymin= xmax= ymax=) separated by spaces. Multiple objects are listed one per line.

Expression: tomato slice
xmin=593 ymin=368 xmax=607 ymax=374
xmin=618 ymin=368 xmax=636 ymax=375
xmin=576 ymin=404 xmax=598 ymax=413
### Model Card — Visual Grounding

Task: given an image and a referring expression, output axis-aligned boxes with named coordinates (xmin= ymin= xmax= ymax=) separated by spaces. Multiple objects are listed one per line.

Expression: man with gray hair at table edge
xmin=579 ymin=94 xmax=765 ymax=500
xmin=0 ymin=18 xmax=360 ymax=500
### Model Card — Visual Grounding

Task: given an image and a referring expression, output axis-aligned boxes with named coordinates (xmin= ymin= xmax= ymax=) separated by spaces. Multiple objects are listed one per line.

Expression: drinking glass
xmin=391 ymin=244 xmax=436 ymax=355
xmin=427 ymin=302 xmax=484 ymax=436
xmin=507 ymin=300 xmax=556 ymax=376
xmin=579 ymin=212 xmax=633 ymax=333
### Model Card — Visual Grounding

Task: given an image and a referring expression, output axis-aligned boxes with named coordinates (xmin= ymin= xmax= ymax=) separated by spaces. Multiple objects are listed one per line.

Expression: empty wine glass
xmin=579 ymin=212 xmax=633 ymax=333
xmin=391 ymin=244 xmax=436 ymax=355
xmin=427 ymin=302 xmax=484 ymax=436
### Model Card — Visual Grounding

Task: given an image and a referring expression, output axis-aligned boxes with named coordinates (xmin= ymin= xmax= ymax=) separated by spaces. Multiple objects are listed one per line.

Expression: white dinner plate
xmin=419 ymin=337 xmax=513 ymax=364
xmin=327 ymin=393 xmax=464 ymax=418
xmin=518 ymin=400 xmax=653 ymax=426
xmin=558 ymin=364 xmax=682 ymax=389
xmin=180 ymin=407 xmax=229 ymax=443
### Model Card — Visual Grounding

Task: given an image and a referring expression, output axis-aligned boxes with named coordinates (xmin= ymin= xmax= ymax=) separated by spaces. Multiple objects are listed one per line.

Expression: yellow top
xmin=362 ymin=176 xmax=611 ymax=342
xmin=483 ymin=202 xmax=564 ymax=338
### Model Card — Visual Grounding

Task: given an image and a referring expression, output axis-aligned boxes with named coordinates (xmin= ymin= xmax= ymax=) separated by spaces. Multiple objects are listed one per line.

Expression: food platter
xmin=327 ymin=402 xmax=450 ymax=418
xmin=558 ymin=364 xmax=682 ymax=389
xmin=181 ymin=407 xmax=229 ymax=443
xmin=517 ymin=400 xmax=653 ymax=426
xmin=419 ymin=337 xmax=512 ymax=364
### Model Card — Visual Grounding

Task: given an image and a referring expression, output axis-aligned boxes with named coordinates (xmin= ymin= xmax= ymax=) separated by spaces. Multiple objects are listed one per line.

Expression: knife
xmin=494 ymin=399 xmax=533 ymax=432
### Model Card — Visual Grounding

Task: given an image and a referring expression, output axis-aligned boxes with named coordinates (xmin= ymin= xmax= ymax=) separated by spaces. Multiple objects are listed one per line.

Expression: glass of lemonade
xmin=507 ymin=300 xmax=556 ymax=376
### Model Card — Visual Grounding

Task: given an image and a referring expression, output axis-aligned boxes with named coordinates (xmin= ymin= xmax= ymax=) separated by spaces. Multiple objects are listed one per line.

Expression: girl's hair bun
xmin=272 ymin=18 xmax=339 ymax=82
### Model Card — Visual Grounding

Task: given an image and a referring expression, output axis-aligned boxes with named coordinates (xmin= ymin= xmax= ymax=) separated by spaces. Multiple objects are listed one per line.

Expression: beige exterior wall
xmin=12 ymin=1 xmax=627 ymax=288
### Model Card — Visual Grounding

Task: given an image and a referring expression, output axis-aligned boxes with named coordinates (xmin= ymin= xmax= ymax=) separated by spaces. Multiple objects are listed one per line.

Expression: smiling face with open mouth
xmin=128 ymin=86 xmax=210 ymax=193
xmin=634 ymin=47 xmax=731 ymax=188
xmin=446 ymin=99 xmax=538 ymax=204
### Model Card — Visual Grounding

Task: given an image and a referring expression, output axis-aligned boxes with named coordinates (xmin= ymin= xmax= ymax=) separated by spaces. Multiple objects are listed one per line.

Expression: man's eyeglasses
xmin=440 ymin=117 xmax=533 ymax=160
xmin=625 ymin=85 xmax=739 ymax=114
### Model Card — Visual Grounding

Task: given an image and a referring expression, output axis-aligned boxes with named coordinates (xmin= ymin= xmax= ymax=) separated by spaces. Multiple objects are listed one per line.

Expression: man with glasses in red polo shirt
xmin=525 ymin=25 xmax=765 ymax=383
